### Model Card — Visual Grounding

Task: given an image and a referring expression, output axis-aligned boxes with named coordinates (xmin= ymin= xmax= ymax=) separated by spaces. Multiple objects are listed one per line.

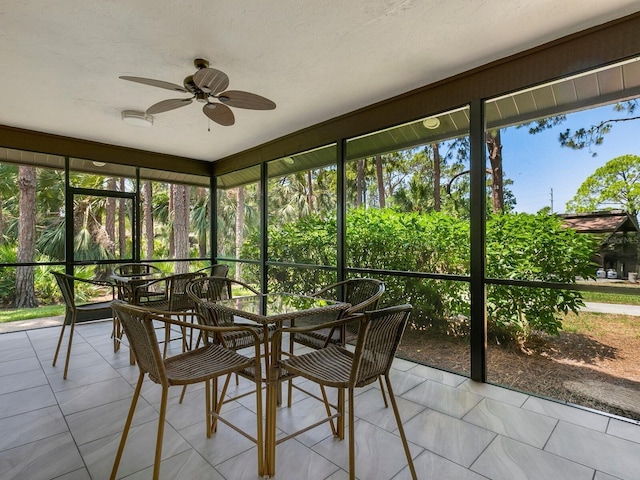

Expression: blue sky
xmin=500 ymin=102 xmax=639 ymax=214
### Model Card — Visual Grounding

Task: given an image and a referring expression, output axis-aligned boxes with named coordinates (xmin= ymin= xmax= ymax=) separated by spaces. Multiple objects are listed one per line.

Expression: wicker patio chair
xmin=276 ymin=304 xmax=417 ymax=480
xmin=113 ymin=262 xmax=163 ymax=277
xmin=110 ymin=302 xmax=264 ymax=480
xmin=194 ymin=263 xmax=230 ymax=278
xmin=113 ymin=263 xmax=166 ymax=306
xmin=292 ymin=278 xmax=385 ymax=349
xmin=182 ymin=276 xmax=273 ymax=398
xmin=51 ymin=271 xmax=116 ymax=379
xmin=128 ymin=271 xmax=206 ymax=356
xmin=288 ymin=278 xmax=386 ymax=405
xmin=186 ymin=276 xmax=276 ymax=350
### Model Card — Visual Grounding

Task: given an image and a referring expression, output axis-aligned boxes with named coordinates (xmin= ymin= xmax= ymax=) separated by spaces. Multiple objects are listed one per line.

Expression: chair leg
xmin=320 ymin=386 xmax=338 ymax=437
xmin=113 ymin=315 xmax=120 ymax=352
xmin=110 ymin=373 xmax=144 ymax=480
xmin=205 ymin=378 xmax=212 ymax=437
xmin=337 ymin=388 xmax=345 ymax=440
xmin=54 ymin=311 xmax=76 ymax=380
xmin=348 ymin=387 xmax=355 ymax=480
xmin=52 ymin=312 xmax=69 ymax=368
xmin=62 ymin=313 xmax=77 ymax=380
xmin=152 ymin=386 xmax=169 ymax=480
xmin=384 ymin=375 xmax=417 ymax=480
xmin=378 ymin=375 xmax=389 ymax=408
xmin=179 ymin=385 xmax=188 ymax=404
xmin=254 ymin=364 xmax=264 ymax=476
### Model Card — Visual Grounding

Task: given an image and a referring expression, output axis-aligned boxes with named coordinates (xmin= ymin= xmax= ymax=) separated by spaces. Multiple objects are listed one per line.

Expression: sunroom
xmin=1 ymin=4 xmax=640 ymax=480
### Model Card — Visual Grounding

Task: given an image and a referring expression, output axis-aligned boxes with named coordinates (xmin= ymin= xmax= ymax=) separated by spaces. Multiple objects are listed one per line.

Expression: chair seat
xmin=282 ymin=345 xmax=355 ymax=388
xmin=77 ymin=300 xmax=115 ymax=312
xmin=139 ymin=299 xmax=170 ymax=310
xmin=164 ymin=343 xmax=255 ymax=385
xmin=218 ymin=324 xmax=277 ymax=350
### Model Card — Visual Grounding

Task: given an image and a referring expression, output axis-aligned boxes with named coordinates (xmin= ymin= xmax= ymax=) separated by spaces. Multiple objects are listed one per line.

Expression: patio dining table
xmin=210 ymin=292 xmax=350 ymax=478
xmin=110 ymin=271 xmax=168 ymax=304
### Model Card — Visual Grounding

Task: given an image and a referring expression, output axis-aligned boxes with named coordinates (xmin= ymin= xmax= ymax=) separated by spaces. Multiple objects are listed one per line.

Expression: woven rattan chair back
xmin=167 ymin=271 xmax=206 ymax=311
xmin=188 ymin=277 xmax=259 ymax=329
xmin=52 ymin=271 xmax=75 ymax=312
xmin=112 ymin=302 xmax=166 ymax=384
xmin=350 ymin=304 xmax=412 ymax=387
xmin=195 ymin=264 xmax=230 ymax=278
xmin=114 ymin=263 xmax=162 ymax=277
xmin=210 ymin=264 xmax=230 ymax=277
xmin=314 ymin=278 xmax=385 ymax=317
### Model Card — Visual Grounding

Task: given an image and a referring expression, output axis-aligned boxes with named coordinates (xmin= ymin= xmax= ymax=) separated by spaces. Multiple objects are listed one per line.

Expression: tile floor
xmin=1 ymin=320 xmax=640 ymax=479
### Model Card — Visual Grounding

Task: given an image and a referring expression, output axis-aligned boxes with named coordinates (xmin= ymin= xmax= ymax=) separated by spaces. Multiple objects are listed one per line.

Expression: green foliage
xmin=246 ymin=208 xmax=596 ymax=345
xmin=566 ymin=154 xmax=640 ymax=216
xmin=485 ymin=212 xmax=596 ymax=344
xmin=0 ymin=244 xmax=17 ymax=303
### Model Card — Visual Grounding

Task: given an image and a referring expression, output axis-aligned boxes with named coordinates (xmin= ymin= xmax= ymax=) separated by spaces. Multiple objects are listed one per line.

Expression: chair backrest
xmin=314 ymin=278 xmax=385 ymax=316
xmin=195 ymin=264 xmax=230 ymax=278
xmin=114 ymin=263 xmax=162 ymax=277
xmin=187 ymin=277 xmax=259 ymax=328
xmin=351 ymin=304 xmax=412 ymax=387
xmin=167 ymin=271 xmax=206 ymax=311
xmin=52 ymin=271 xmax=76 ymax=310
xmin=112 ymin=301 xmax=167 ymax=385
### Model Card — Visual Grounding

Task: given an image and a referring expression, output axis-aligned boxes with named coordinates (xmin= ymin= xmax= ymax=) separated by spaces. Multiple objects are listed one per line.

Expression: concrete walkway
xmin=0 ymin=315 xmax=65 ymax=334
xmin=582 ymin=302 xmax=640 ymax=316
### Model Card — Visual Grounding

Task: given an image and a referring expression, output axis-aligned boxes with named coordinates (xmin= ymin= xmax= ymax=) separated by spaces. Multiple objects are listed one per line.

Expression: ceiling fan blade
xmin=119 ymin=76 xmax=187 ymax=93
xmin=218 ymin=90 xmax=276 ymax=110
xmin=146 ymin=98 xmax=193 ymax=114
xmin=203 ymin=103 xmax=235 ymax=126
xmin=193 ymin=68 xmax=229 ymax=94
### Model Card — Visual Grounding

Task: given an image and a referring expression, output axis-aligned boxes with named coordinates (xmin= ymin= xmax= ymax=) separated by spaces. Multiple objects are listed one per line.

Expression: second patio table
xmin=210 ymin=292 xmax=350 ymax=478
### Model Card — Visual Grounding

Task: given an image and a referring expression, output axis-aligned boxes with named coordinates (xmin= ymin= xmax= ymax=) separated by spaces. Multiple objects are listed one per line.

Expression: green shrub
xmin=242 ymin=209 xmax=596 ymax=345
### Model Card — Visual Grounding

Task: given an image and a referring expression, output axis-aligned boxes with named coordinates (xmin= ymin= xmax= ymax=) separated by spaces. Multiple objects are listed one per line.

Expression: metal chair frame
xmin=52 ymin=271 xmax=116 ymax=379
xmin=274 ymin=304 xmax=417 ymax=480
xmin=110 ymin=302 xmax=264 ymax=480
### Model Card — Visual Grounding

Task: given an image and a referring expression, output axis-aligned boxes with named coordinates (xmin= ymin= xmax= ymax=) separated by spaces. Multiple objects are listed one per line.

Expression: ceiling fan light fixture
xmin=121 ymin=110 xmax=154 ymax=127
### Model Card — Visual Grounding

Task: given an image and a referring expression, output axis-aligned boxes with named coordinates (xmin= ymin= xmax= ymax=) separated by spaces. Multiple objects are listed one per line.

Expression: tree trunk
xmin=486 ymin=130 xmax=504 ymax=213
xmin=306 ymin=170 xmax=314 ymax=212
xmin=15 ymin=166 xmax=37 ymax=308
xmin=375 ymin=155 xmax=385 ymax=208
xmin=118 ymin=178 xmax=127 ymax=256
xmin=169 ymin=185 xmax=175 ymax=259
xmin=235 ymin=187 xmax=245 ymax=280
xmin=0 ymin=196 xmax=4 ymax=241
xmin=143 ymin=180 xmax=154 ymax=260
xmin=197 ymin=187 xmax=208 ymax=258
xmin=105 ymin=178 xmax=116 ymax=256
xmin=432 ymin=143 xmax=441 ymax=212
xmin=173 ymin=184 xmax=190 ymax=274
xmin=356 ymin=159 xmax=365 ymax=207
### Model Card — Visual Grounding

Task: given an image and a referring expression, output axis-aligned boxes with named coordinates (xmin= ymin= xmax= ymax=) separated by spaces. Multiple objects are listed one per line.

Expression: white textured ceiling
xmin=1 ymin=1 xmax=639 ymax=162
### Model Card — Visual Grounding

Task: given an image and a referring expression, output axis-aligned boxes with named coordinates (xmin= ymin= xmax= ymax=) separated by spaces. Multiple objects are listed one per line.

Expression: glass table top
xmin=212 ymin=293 xmax=349 ymax=324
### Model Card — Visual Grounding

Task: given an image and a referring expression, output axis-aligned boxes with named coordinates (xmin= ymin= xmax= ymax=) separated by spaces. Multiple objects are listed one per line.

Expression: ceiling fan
xmin=119 ymin=58 xmax=276 ymax=126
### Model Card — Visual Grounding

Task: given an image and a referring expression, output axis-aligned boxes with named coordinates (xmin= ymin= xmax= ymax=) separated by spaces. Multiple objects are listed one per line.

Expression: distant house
xmin=559 ymin=211 xmax=639 ymax=279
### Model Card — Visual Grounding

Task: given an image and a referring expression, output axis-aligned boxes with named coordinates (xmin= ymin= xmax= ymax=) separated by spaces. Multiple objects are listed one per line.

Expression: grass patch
xmin=581 ymin=290 xmax=640 ymax=306
xmin=0 ymin=305 xmax=65 ymax=323
xmin=562 ymin=310 xmax=640 ymax=338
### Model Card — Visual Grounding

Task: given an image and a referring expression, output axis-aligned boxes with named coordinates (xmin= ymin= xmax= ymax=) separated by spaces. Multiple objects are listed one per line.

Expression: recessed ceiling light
xmin=283 ymin=157 xmax=295 ymax=164
xmin=422 ymin=117 xmax=441 ymax=129
xmin=121 ymin=110 xmax=154 ymax=127
xmin=92 ymin=161 xmax=106 ymax=167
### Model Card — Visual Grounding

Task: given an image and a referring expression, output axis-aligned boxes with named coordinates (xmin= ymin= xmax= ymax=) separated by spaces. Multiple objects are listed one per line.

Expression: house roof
xmin=559 ymin=211 xmax=640 ymax=234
